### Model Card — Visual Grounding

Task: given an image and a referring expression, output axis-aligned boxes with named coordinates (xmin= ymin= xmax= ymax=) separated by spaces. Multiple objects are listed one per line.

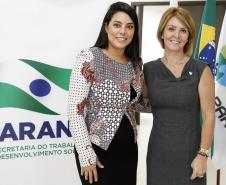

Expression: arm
xmin=199 ymin=67 xmax=215 ymax=153
xmin=130 ymin=71 xmax=151 ymax=113
xmin=143 ymin=80 xmax=149 ymax=98
xmin=190 ymin=66 xmax=215 ymax=180
xmin=68 ymin=49 xmax=104 ymax=183
xmin=135 ymin=80 xmax=152 ymax=112
xmin=68 ymin=49 xmax=97 ymax=167
xmin=136 ymin=63 xmax=152 ymax=113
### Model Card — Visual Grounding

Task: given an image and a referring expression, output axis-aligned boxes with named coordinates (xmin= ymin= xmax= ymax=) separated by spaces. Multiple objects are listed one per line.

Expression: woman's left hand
xmin=190 ymin=155 xmax=207 ymax=180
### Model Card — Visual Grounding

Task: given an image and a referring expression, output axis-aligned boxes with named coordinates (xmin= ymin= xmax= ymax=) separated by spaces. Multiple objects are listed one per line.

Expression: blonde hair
xmin=157 ymin=7 xmax=196 ymax=56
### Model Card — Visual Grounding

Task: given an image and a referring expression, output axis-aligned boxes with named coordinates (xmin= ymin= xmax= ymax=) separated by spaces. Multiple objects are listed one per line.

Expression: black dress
xmin=74 ymin=87 xmax=138 ymax=185
xmin=144 ymin=58 xmax=207 ymax=185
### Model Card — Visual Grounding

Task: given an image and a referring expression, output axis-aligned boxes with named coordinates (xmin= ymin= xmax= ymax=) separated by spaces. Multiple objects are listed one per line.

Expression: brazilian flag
xmin=194 ymin=0 xmax=216 ymax=75
xmin=194 ymin=0 xmax=216 ymax=158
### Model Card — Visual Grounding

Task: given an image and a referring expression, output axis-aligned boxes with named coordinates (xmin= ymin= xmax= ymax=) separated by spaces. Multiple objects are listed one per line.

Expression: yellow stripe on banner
xmin=199 ymin=24 xmax=216 ymax=55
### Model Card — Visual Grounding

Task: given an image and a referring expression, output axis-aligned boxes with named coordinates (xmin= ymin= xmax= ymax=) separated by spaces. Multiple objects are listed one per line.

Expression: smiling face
xmin=162 ymin=16 xmax=189 ymax=54
xmin=105 ymin=11 xmax=135 ymax=51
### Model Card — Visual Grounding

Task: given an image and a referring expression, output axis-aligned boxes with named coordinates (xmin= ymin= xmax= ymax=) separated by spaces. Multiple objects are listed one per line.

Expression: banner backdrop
xmin=213 ymin=10 xmax=226 ymax=170
xmin=0 ymin=1 xmax=129 ymax=185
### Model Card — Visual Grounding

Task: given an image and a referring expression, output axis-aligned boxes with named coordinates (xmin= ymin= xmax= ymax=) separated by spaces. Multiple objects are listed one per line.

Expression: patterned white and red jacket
xmin=68 ymin=47 xmax=148 ymax=167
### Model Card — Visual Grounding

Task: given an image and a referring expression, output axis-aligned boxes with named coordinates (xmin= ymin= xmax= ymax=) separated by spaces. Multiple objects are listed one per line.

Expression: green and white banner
xmin=213 ymin=10 xmax=226 ymax=170
xmin=0 ymin=0 xmax=121 ymax=185
xmin=0 ymin=59 xmax=70 ymax=115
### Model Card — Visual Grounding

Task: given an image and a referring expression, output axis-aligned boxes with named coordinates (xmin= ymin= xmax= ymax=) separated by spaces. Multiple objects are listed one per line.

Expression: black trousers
xmin=74 ymin=115 xmax=138 ymax=185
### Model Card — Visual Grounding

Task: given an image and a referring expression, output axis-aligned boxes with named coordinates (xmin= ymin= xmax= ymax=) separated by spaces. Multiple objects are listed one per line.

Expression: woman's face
xmin=105 ymin=11 xmax=135 ymax=51
xmin=162 ymin=16 xmax=189 ymax=53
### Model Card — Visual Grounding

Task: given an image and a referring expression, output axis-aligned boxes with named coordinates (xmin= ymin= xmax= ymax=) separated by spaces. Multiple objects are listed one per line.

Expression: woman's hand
xmin=81 ymin=160 xmax=104 ymax=184
xmin=190 ymin=155 xmax=207 ymax=180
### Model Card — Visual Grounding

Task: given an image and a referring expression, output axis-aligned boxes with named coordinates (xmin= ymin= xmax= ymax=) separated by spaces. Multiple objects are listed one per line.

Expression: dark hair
xmin=94 ymin=1 xmax=141 ymax=67
xmin=157 ymin=7 xmax=196 ymax=56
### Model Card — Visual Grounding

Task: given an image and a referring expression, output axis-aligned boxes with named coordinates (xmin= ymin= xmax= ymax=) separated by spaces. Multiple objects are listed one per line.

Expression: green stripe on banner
xmin=20 ymin=59 xmax=72 ymax=91
xmin=0 ymin=82 xmax=59 ymax=115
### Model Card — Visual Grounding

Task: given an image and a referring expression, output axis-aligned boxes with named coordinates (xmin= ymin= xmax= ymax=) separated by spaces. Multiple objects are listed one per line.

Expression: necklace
xmin=164 ymin=55 xmax=186 ymax=68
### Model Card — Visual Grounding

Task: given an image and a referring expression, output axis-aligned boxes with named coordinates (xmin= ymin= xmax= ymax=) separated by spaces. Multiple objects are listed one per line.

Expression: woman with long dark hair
xmin=68 ymin=2 xmax=143 ymax=185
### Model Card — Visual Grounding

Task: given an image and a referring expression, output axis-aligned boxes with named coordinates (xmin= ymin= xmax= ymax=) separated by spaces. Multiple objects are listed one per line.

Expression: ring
xmin=198 ymin=176 xmax=204 ymax=178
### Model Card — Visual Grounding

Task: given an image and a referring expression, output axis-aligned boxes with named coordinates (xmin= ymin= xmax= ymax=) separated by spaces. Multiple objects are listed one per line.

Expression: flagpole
xmin=216 ymin=170 xmax=220 ymax=185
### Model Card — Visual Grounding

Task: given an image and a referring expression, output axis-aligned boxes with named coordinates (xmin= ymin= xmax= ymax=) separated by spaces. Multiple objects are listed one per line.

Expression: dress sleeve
xmin=68 ymin=49 xmax=97 ymax=167
xmin=195 ymin=60 xmax=209 ymax=81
